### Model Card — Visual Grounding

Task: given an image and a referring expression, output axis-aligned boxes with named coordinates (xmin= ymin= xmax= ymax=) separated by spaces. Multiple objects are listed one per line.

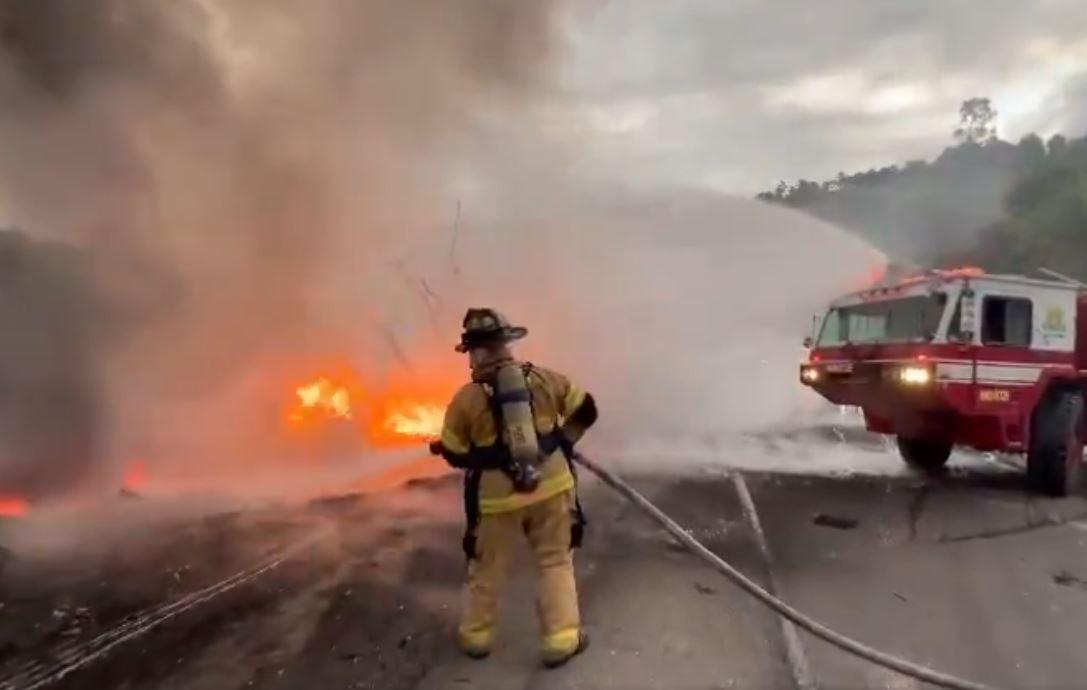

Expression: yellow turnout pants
xmin=458 ymin=490 xmax=581 ymax=659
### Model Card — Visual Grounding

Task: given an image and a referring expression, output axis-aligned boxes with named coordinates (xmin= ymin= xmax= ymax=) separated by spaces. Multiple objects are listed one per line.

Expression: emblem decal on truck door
xmin=1043 ymin=307 xmax=1067 ymax=335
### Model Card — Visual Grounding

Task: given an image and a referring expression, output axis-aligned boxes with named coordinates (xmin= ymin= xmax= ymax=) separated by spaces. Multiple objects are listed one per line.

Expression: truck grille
xmin=841 ymin=362 xmax=883 ymax=384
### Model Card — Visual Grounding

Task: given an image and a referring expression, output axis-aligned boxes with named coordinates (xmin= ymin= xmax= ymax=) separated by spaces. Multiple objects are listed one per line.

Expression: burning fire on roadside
xmin=0 ymin=494 xmax=29 ymax=519
xmin=288 ymin=377 xmax=356 ymax=427
xmin=0 ymin=366 xmax=455 ymax=514
xmin=383 ymin=404 xmax=445 ymax=440
xmin=284 ymin=364 xmax=452 ymax=447
xmin=280 ymin=364 xmax=455 ymax=493
xmin=122 ymin=460 xmax=150 ymax=494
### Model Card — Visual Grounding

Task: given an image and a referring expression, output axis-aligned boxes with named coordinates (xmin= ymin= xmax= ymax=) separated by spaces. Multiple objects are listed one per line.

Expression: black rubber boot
xmin=463 ymin=647 xmax=490 ymax=661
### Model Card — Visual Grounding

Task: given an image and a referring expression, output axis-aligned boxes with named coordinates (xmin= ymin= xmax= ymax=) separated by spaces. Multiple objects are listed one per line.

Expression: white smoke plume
xmin=404 ymin=188 xmax=882 ymax=460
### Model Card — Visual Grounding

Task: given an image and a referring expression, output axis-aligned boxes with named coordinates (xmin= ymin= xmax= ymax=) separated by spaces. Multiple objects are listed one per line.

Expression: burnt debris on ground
xmin=0 ymin=477 xmax=463 ymax=690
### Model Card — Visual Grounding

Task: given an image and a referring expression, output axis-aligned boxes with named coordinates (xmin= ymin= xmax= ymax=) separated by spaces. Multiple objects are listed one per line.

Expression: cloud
xmin=1061 ymin=76 xmax=1087 ymax=135
xmin=1028 ymin=71 xmax=1087 ymax=139
xmin=763 ymin=71 xmax=939 ymax=117
xmin=561 ymin=0 xmax=1087 ymax=192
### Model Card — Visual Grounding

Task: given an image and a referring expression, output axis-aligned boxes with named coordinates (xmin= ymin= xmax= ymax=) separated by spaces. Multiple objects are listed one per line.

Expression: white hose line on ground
xmin=572 ymin=453 xmax=1002 ymax=690
xmin=731 ymin=473 xmax=816 ymax=690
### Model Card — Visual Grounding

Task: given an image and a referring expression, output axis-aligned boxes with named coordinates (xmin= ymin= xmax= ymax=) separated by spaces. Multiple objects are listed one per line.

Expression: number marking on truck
xmin=978 ymin=389 xmax=1011 ymax=403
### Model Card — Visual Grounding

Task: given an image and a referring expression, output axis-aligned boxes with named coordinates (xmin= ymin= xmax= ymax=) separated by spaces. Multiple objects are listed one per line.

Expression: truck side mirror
xmin=803 ymin=336 xmax=814 ymax=349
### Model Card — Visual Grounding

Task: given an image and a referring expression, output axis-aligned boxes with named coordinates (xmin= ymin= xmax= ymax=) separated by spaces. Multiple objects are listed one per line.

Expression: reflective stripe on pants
xmin=458 ymin=490 xmax=581 ymax=657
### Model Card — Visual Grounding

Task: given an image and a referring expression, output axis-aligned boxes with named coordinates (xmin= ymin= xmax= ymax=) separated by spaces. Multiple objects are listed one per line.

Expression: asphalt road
xmin=3 ymin=446 xmax=1087 ymax=690
xmin=748 ymin=464 xmax=1087 ymax=690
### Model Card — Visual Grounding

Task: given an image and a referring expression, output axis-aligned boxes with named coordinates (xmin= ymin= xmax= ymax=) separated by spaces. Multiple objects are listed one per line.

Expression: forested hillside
xmin=759 ymin=99 xmax=1087 ymax=279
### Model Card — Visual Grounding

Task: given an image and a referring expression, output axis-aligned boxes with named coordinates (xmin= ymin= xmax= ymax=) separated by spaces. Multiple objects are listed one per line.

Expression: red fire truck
xmin=800 ymin=269 xmax=1087 ymax=495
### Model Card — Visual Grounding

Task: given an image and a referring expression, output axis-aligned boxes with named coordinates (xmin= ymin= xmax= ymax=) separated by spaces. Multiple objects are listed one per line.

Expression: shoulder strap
xmin=523 ymin=363 xmax=567 ymax=419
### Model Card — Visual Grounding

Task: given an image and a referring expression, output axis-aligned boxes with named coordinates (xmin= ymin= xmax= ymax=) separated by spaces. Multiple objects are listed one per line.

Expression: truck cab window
xmin=981 ymin=296 xmax=1032 ymax=347
xmin=816 ymin=294 xmax=948 ymax=347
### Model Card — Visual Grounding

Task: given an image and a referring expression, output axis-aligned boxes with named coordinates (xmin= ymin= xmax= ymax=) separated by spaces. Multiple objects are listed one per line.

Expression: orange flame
xmin=851 ymin=255 xmax=889 ymax=291
xmin=862 ymin=263 xmax=887 ymax=286
xmin=940 ymin=265 xmax=985 ymax=277
xmin=123 ymin=460 xmax=150 ymax=493
xmin=367 ymin=366 xmax=460 ymax=447
xmin=283 ymin=363 xmax=456 ymax=447
xmin=0 ymin=494 xmax=29 ymax=518
xmin=383 ymin=403 xmax=444 ymax=440
xmin=287 ymin=375 xmax=358 ymax=429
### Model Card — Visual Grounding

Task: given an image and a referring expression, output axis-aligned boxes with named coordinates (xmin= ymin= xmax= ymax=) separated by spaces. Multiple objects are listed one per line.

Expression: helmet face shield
xmin=455 ymin=308 xmax=527 ymax=352
xmin=458 ymin=331 xmax=504 ymax=353
xmin=468 ymin=343 xmax=507 ymax=370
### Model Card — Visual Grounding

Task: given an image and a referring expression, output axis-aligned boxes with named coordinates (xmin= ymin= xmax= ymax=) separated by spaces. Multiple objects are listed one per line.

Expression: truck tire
xmin=896 ymin=436 xmax=952 ymax=472
xmin=1027 ymin=389 xmax=1085 ymax=497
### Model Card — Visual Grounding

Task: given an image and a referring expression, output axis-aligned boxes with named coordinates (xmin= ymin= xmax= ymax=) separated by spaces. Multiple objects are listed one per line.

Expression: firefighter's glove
xmin=429 ymin=440 xmax=466 ymax=469
xmin=560 ymin=393 xmax=598 ymax=452
xmin=444 ymin=454 xmax=473 ymax=470
xmin=430 ymin=441 xmax=478 ymax=470
xmin=559 ymin=422 xmax=590 ymax=456
xmin=559 ymin=436 xmax=575 ymax=458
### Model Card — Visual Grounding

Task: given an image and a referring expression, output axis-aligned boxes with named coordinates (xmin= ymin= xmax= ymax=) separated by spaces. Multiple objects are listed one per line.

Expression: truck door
xmin=974 ymin=285 xmax=1075 ymax=447
xmin=1076 ymin=296 xmax=1087 ymax=371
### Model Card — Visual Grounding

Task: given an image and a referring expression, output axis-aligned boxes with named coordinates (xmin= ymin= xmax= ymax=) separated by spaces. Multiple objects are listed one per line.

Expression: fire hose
xmin=571 ymin=452 xmax=1002 ymax=690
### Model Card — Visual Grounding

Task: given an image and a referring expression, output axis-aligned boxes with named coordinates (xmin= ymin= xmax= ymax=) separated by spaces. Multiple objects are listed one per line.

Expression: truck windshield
xmin=817 ymin=294 xmax=948 ymax=346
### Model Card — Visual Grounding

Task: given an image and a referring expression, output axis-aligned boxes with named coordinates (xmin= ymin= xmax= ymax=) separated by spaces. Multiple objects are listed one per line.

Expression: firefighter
xmin=429 ymin=308 xmax=598 ymax=668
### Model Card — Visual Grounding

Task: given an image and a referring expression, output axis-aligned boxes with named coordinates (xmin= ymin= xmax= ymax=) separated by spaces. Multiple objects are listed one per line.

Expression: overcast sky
xmin=553 ymin=0 xmax=1087 ymax=195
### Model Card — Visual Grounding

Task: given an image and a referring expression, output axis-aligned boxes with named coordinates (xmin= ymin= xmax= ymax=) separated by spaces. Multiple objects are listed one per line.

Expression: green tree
xmin=1047 ymin=134 xmax=1068 ymax=159
xmin=954 ymin=98 xmax=998 ymax=144
xmin=1016 ymin=133 xmax=1047 ymax=170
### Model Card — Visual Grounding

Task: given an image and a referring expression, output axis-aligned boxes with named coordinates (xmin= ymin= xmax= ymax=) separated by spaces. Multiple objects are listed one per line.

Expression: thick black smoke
xmin=0 ymin=232 xmax=110 ymax=497
xmin=0 ymin=0 xmax=565 ymax=498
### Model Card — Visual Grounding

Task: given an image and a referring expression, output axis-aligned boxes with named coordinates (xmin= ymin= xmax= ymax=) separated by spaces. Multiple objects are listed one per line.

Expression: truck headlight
xmin=800 ymin=366 xmax=820 ymax=384
xmin=898 ymin=366 xmax=932 ymax=385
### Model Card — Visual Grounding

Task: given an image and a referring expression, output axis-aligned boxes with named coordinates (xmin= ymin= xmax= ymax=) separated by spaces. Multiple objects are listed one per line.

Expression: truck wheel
xmin=896 ymin=436 xmax=952 ymax=472
xmin=1027 ymin=389 xmax=1085 ymax=497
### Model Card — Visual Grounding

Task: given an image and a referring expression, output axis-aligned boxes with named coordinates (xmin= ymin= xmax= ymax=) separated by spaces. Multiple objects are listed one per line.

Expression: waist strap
xmin=538 ymin=428 xmax=566 ymax=455
xmin=467 ymin=428 xmax=566 ymax=470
